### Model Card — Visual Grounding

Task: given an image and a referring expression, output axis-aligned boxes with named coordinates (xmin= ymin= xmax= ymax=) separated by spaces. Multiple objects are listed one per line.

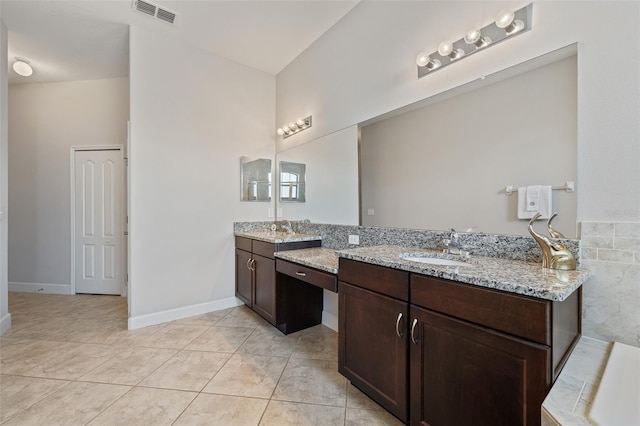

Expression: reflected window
xmin=279 ymin=161 xmax=306 ymax=203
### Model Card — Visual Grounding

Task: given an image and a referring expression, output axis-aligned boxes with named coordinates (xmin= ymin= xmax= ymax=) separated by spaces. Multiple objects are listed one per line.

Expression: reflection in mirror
xmin=359 ymin=45 xmax=578 ymax=237
xmin=240 ymin=157 xmax=272 ymax=202
xmin=279 ymin=161 xmax=306 ymax=202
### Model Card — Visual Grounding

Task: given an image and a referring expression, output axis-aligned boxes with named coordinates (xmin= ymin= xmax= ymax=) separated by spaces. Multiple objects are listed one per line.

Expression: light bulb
xmin=276 ymin=128 xmax=284 ymax=136
xmin=296 ymin=119 xmax=305 ymax=127
xmin=464 ymin=30 xmax=481 ymax=44
xmin=283 ymin=126 xmax=290 ymax=134
xmin=416 ymin=52 xmax=430 ymax=67
xmin=495 ymin=9 xmax=515 ymax=28
xmin=437 ymin=40 xmax=453 ymax=57
xmin=438 ymin=40 xmax=463 ymax=60
xmin=12 ymin=58 xmax=33 ymax=77
xmin=464 ymin=29 xmax=490 ymax=49
xmin=416 ymin=53 xmax=441 ymax=71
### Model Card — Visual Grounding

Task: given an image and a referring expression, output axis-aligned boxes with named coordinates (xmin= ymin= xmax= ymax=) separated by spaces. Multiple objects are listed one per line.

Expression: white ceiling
xmin=2 ymin=0 xmax=359 ymax=84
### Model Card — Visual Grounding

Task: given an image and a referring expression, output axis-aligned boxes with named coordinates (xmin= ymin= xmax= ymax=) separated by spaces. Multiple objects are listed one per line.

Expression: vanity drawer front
xmin=411 ymin=275 xmax=551 ymax=345
xmin=253 ymin=240 xmax=276 ymax=259
xmin=339 ymin=258 xmax=409 ymax=302
xmin=235 ymin=236 xmax=252 ymax=252
xmin=276 ymin=259 xmax=338 ymax=292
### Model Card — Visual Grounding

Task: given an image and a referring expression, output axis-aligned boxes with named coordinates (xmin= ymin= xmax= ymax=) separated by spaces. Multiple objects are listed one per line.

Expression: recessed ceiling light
xmin=13 ymin=57 xmax=33 ymax=77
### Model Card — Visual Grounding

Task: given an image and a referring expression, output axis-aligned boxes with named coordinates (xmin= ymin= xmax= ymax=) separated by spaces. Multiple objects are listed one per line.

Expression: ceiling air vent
xmin=156 ymin=8 xmax=177 ymax=24
xmin=132 ymin=0 xmax=178 ymax=25
xmin=134 ymin=0 xmax=156 ymax=16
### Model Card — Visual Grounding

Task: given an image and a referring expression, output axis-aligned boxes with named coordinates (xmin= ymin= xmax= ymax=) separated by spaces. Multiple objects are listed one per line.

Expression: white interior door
xmin=74 ymin=149 xmax=123 ymax=295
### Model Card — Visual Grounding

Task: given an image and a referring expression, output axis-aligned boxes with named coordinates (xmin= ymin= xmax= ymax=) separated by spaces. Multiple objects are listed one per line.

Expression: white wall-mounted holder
xmin=276 ymin=116 xmax=312 ymax=140
xmin=416 ymin=4 xmax=533 ymax=78
xmin=505 ymin=181 xmax=575 ymax=196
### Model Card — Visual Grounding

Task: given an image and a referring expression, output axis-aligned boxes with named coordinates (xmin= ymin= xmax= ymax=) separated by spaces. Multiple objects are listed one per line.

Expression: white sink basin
xmin=399 ymin=254 xmax=470 ymax=267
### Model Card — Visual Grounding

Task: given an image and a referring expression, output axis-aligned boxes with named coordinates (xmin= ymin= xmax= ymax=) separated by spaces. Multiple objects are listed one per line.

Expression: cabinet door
xmin=235 ymin=249 xmax=253 ymax=307
xmin=253 ymin=253 xmax=276 ymax=325
xmin=409 ymin=306 xmax=550 ymax=426
xmin=339 ymin=282 xmax=409 ymax=423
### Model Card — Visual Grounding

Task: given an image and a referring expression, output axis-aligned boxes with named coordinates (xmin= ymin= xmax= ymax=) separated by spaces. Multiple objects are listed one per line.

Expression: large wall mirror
xmin=275 ymin=126 xmax=359 ymax=224
xmin=240 ymin=157 xmax=272 ymax=202
xmin=360 ymin=45 xmax=578 ymax=237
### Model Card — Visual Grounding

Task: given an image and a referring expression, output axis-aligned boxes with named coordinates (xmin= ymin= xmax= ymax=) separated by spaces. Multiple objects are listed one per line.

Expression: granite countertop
xmin=336 ymin=245 xmax=593 ymax=302
xmin=235 ymin=230 xmax=322 ymax=244
xmin=274 ymin=248 xmax=339 ymax=274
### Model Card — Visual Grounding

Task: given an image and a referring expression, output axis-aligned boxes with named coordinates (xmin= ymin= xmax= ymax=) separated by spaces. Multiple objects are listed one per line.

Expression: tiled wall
xmin=580 ymin=222 xmax=640 ymax=347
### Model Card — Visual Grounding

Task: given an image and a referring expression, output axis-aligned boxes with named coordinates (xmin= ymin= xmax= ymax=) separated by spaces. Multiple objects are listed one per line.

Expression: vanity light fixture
xmin=416 ymin=3 xmax=532 ymax=78
xmin=276 ymin=115 xmax=312 ymax=139
xmin=12 ymin=57 xmax=33 ymax=77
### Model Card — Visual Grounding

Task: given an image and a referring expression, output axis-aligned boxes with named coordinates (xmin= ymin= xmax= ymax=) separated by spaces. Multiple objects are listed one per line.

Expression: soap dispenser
xmin=528 ymin=212 xmax=576 ymax=270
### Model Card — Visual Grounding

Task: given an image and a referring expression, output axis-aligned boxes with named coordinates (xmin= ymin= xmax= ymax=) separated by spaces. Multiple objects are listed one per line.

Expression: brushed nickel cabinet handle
xmin=295 ymin=272 xmax=307 ymax=277
xmin=410 ymin=318 xmax=419 ymax=345
xmin=395 ymin=312 xmax=404 ymax=337
xmin=246 ymin=258 xmax=252 ymax=271
xmin=250 ymin=259 xmax=255 ymax=271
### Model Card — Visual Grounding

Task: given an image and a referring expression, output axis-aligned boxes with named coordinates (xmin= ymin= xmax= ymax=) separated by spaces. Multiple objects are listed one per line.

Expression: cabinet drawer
xmin=339 ymin=258 xmax=408 ymax=301
xmin=235 ymin=236 xmax=252 ymax=252
xmin=253 ymin=240 xmax=276 ymax=259
xmin=276 ymin=259 xmax=338 ymax=292
xmin=411 ymin=274 xmax=551 ymax=345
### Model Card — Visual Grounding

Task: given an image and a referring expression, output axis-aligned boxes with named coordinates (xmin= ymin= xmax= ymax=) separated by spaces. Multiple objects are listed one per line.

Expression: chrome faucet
xmin=282 ymin=220 xmax=294 ymax=234
xmin=443 ymin=228 xmax=462 ymax=255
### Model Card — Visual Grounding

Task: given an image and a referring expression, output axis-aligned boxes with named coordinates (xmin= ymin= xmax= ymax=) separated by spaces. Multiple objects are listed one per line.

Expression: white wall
xmin=361 ymin=56 xmax=577 ymax=236
xmin=129 ymin=26 xmax=275 ymax=327
xmin=7 ymin=78 xmax=129 ymax=294
xmin=277 ymin=125 xmax=359 ymax=225
xmin=0 ymin=19 xmax=10 ymax=335
xmin=276 ymin=1 xmax=640 ymax=224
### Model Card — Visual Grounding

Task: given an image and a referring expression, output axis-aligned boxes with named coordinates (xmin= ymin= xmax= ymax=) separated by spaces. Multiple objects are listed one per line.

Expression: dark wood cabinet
xmin=234 ymin=236 xmax=321 ymax=327
xmin=338 ymin=258 xmax=581 ymax=426
xmin=235 ymin=248 xmax=253 ymax=306
xmin=409 ymin=305 xmax=549 ymax=426
xmin=339 ymin=282 xmax=409 ymax=422
xmin=252 ymin=254 xmax=275 ymax=324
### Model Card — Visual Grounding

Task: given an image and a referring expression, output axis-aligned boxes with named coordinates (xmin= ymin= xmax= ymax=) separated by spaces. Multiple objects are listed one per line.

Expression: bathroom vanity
xmin=235 ymin=232 xmax=321 ymax=327
xmin=337 ymin=245 xmax=589 ymax=426
xmin=233 ymin=222 xmax=593 ymax=425
xmin=235 ymin=231 xmax=341 ymax=334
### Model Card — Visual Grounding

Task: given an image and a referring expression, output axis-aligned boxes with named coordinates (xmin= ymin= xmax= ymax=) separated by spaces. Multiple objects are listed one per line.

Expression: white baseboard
xmin=0 ymin=313 xmax=11 ymax=335
xmin=9 ymin=282 xmax=72 ymax=295
xmin=128 ymin=296 xmax=244 ymax=330
xmin=322 ymin=310 xmax=338 ymax=332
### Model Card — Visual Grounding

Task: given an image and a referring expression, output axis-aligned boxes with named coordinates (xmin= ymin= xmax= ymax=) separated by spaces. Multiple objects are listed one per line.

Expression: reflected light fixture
xmin=416 ymin=3 xmax=532 ymax=78
xmin=12 ymin=57 xmax=33 ymax=77
xmin=276 ymin=115 xmax=312 ymax=139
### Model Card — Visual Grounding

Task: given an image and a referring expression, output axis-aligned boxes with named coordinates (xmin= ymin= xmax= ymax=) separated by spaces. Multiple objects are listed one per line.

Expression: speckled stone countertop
xmin=336 ymin=245 xmax=593 ymax=302
xmin=235 ymin=231 xmax=322 ymax=244
xmin=274 ymin=248 xmax=339 ymax=274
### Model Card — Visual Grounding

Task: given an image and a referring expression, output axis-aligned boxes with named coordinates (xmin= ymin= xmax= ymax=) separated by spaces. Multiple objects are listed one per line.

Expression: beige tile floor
xmin=1 ymin=292 xmax=402 ymax=425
